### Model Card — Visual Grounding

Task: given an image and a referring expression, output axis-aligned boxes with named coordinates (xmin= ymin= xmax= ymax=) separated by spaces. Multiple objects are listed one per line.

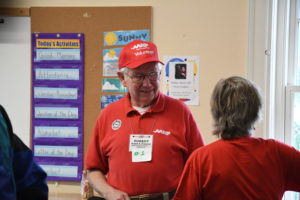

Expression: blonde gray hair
xmin=210 ymin=76 xmax=262 ymax=139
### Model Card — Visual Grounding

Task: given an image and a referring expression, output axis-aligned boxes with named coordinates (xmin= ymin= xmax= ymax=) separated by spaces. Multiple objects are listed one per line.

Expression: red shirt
xmin=85 ymin=92 xmax=204 ymax=195
xmin=174 ymin=137 xmax=300 ymax=200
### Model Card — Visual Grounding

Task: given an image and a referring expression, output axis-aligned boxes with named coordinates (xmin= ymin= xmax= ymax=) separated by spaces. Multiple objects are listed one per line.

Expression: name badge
xmin=129 ymin=134 xmax=153 ymax=162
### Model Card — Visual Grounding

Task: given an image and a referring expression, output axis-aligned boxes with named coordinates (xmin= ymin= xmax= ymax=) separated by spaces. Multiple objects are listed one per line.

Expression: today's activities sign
xmin=31 ymin=33 xmax=84 ymax=181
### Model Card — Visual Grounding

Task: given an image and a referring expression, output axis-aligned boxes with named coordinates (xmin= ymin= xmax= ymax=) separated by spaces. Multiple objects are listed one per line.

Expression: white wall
xmin=0 ymin=17 xmax=31 ymax=145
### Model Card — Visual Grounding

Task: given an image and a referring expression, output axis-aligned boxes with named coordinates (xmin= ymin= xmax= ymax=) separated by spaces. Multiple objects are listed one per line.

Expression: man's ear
xmin=117 ymin=72 xmax=127 ymax=87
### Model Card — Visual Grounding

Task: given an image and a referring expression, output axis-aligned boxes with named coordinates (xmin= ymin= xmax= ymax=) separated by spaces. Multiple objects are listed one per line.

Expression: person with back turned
xmin=173 ymin=76 xmax=300 ymax=200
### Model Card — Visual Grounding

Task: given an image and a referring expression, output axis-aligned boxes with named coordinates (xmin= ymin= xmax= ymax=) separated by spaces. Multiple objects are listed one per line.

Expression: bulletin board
xmin=30 ymin=6 xmax=152 ymax=181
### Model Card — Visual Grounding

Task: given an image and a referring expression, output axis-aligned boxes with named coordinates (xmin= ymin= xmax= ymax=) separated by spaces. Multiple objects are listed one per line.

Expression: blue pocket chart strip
xmin=31 ymin=33 xmax=84 ymax=181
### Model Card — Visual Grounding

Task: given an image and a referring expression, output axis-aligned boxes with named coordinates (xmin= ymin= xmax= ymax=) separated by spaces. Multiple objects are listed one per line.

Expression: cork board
xmin=30 ymin=6 xmax=152 ymax=163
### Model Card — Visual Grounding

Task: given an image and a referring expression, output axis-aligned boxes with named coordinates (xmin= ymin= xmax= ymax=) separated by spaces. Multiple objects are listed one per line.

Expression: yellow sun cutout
xmin=105 ymin=32 xmax=117 ymax=46
xmin=108 ymin=49 xmax=116 ymax=58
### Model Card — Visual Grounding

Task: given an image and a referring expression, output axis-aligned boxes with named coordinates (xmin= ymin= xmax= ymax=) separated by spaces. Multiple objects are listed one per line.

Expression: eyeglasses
xmin=125 ymin=71 xmax=160 ymax=83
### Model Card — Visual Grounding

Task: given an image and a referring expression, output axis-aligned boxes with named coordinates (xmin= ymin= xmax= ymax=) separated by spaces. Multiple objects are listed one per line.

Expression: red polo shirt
xmin=174 ymin=137 xmax=300 ymax=200
xmin=85 ymin=92 xmax=204 ymax=195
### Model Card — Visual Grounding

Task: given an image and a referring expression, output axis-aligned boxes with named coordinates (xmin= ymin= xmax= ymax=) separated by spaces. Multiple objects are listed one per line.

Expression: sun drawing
xmin=108 ymin=49 xmax=116 ymax=58
xmin=105 ymin=32 xmax=117 ymax=46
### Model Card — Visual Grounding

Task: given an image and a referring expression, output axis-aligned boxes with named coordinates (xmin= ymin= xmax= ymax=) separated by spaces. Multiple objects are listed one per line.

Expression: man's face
xmin=119 ymin=62 xmax=161 ymax=107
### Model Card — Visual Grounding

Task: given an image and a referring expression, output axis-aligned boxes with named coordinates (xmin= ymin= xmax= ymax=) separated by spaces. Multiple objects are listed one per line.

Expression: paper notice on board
xmin=163 ymin=56 xmax=200 ymax=105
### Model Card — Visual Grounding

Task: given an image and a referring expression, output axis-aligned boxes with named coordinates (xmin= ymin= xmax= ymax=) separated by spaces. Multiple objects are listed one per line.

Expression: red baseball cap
xmin=118 ymin=40 xmax=164 ymax=69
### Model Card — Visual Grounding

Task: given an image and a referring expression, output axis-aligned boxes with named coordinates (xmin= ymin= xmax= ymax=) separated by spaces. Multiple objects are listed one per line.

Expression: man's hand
xmin=102 ymin=187 xmax=130 ymax=200
xmin=87 ymin=170 xmax=131 ymax=200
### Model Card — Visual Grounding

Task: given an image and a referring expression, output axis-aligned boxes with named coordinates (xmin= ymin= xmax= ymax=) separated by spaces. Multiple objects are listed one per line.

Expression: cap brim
xmin=126 ymin=58 xmax=164 ymax=69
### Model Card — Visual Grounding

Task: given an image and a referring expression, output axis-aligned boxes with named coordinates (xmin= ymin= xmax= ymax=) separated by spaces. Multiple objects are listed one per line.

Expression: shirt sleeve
xmin=275 ymin=140 xmax=300 ymax=191
xmin=12 ymin=134 xmax=48 ymax=200
xmin=85 ymin=115 xmax=109 ymax=174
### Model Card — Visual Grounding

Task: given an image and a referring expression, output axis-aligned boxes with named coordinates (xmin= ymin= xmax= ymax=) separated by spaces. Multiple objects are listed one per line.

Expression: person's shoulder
xmin=263 ymin=138 xmax=298 ymax=150
xmin=256 ymin=137 xmax=285 ymax=146
xmin=185 ymin=140 xmax=221 ymax=163
xmin=0 ymin=104 xmax=8 ymax=116
xmin=163 ymin=93 xmax=182 ymax=102
xmin=162 ymin=93 xmax=188 ymax=108
xmin=262 ymin=138 xmax=300 ymax=162
xmin=191 ymin=140 xmax=223 ymax=155
xmin=0 ymin=105 xmax=13 ymax=137
xmin=252 ymin=137 xmax=299 ymax=154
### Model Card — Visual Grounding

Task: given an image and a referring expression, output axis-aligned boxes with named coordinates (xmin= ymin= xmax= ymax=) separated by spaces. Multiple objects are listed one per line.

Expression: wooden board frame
xmin=0 ymin=7 xmax=30 ymax=16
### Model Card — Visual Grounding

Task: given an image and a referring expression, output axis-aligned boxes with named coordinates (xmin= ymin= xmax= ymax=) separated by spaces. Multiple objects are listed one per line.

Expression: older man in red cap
xmin=85 ymin=40 xmax=204 ymax=200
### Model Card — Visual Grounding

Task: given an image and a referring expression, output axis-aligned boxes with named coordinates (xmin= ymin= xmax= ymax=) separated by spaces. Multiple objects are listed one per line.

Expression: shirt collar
xmin=124 ymin=92 xmax=165 ymax=116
